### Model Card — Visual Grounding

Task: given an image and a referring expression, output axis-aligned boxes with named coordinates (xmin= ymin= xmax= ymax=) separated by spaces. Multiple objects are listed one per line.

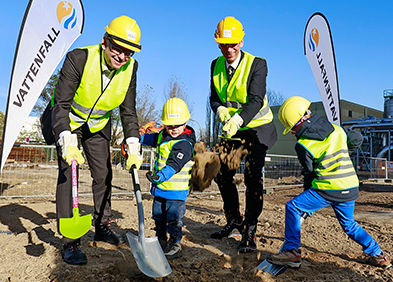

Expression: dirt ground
xmin=0 ymin=178 xmax=393 ymax=282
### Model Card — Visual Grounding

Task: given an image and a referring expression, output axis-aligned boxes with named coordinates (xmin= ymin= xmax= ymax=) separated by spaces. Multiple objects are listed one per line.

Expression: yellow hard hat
xmin=214 ymin=16 xmax=245 ymax=44
xmin=278 ymin=96 xmax=311 ymax=134
xmin=105 ymin=15 xmax=142 ymax=52
xmin=161 ymin=98 xmax=191 ymax=125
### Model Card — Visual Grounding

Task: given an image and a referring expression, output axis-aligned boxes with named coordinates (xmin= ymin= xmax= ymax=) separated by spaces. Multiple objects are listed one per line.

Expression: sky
xmin=1 ymin=0 xmax=393 ymax=135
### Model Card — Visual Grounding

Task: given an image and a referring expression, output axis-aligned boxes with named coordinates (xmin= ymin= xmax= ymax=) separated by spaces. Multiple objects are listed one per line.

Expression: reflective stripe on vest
xmin=212 ymin=51 xmax=273 ymax=130
xmin=69 ymin=44 xmax=134 ymax=132
xmin=298 ymin=124 xmax=359 ymax=190
xmin=154 ymin=131 xmax=194 ymax=191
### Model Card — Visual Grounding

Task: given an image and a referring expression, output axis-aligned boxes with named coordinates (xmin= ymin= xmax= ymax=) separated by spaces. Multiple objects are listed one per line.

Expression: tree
xmin=32 ymin=69 xmax=60 ymax=115
xmin=110 ymin=84 xmax=161 ymax=146
xmin=266 ymin=89 xmax=285 ymax=106
xmin=0 ymin=111 xmax=4 ymax=140
xmin=204 ymin=96 xmax=220 ymax=150
xmin=163 ymin=75 xmax=194 ymax=115
xmin=136 ymin=84 xmax=160 ymax=127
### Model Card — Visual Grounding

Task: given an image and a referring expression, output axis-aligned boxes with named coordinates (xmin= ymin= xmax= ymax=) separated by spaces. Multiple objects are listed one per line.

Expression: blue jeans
xmin=152 ymin=197 xmax=186 ymax=243
xmin=284 ymin=188 xmax=382 ymax=256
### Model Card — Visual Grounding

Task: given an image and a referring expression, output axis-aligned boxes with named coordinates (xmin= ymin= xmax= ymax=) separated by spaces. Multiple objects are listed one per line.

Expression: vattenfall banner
xmin=304 ymin=12 xmax=341 ymax=125
xmin=0 ymin=0 xmax=84 ymax=172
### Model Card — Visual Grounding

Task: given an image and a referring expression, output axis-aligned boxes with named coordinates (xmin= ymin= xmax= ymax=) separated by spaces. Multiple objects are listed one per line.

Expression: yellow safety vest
xmin=212 ymin=51 xmax=273 ymax=130
xmin=69 ymin=44 xmax=134 ymax=132
xmin=154 ymin=131 xmax=194 ymax=191
xmin=298 ymin=124 xmax=359 ymax=190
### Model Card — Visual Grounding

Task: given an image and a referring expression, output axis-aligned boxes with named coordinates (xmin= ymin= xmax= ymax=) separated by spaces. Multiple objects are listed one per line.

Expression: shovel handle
xmin=71 ymin=158 xmax=79 ymax=209
xmin=130 ymin=164 xmax=141 ymax=193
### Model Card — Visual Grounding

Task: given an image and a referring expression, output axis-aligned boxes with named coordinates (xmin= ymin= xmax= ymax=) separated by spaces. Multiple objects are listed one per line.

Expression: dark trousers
xmin=56 ymin=124 xmax=113 ymax=242
xmin=152 ymin=196 xmax=186 ymax=243
xmin=215 ymin=130 xmax=267 ymax=226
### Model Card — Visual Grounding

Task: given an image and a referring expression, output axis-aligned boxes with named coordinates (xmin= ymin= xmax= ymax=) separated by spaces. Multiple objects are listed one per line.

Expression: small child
xmin=141 ymin=98 xmax=195 ymax=259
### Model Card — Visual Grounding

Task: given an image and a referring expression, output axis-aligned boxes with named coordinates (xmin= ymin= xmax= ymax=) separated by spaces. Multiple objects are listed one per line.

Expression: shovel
xmin=257 ymin=212 xmax=309 ymax=276
xmin=59 ymin=158 xmax=92 ymax=239
xmin=126 ymin=165 xmax=172 ymax=278
xmin=219 ymin=135 xmax=242 ymax=141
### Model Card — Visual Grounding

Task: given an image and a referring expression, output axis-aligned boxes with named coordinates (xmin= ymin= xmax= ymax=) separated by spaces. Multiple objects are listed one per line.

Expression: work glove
xmin=126 ymin=139 xmax=143 ymax=170
xmin=217 ymin=106 xmax=231 ymax=124
xmin=222 ymin=113 xmax=243 ymax=138
xmin=146 ymin=171 xmax=160 ymax=183
xmin=58 ymin=133 xmax=85 ymax=166
xmin=146 ymin=166 xmax=176 ymax=183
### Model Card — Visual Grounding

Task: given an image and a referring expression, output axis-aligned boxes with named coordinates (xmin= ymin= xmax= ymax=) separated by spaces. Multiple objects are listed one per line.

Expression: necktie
xmin=228 ymin=66 xmax=235 ymax=82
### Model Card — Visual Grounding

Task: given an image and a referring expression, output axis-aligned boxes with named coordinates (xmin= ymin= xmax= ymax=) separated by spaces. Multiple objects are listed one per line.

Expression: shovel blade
xmin=59 ymin=208 xmax=92 ymax=239
xmin=126 ymin=232 xmax=172 ymax=278
xmin=257 ymin=258 xmax=288 ymax=276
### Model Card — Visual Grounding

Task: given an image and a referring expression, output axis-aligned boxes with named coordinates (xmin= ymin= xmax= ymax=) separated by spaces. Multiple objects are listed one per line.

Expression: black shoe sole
xmin=62 ymin=254 xmax=87 ymax=265
xmin=94 ymin=235 xmax=123 ymax=245
xmin=165 ymin=251 xmax=183 ymax=260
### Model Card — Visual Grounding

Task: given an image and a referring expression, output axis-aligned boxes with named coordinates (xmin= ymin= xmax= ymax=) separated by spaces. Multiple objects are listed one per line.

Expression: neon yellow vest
xmin=154 ymin=131 xmax=194 ymax=191
xmin=212 ymin=51 xmax=273 ymax=130
xmin=69 ymin=44 xmax=134 ymax=132
xmin=298 ymin=124 xmax=359 ymax=190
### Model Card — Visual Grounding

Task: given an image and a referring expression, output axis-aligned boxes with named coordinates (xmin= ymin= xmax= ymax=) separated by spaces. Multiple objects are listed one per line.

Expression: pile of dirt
xmin=1 ymin=180 xmax=393 ymax=281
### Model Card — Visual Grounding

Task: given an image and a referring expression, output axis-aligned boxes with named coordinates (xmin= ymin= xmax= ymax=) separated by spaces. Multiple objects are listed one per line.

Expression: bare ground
xmin=0 ymin=177 xmax=393 ymax=282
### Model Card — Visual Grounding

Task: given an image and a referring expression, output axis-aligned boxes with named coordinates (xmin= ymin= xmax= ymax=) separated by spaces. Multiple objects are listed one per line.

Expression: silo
xmin=383 ymin=89 xmax=393 ymax=118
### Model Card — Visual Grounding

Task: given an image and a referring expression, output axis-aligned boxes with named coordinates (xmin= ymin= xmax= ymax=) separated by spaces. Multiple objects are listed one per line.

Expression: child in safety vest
xmin=141 ymin=98 xmax=195 ymax=260
xmin=267 ymin=96 xmax=391 ymax=270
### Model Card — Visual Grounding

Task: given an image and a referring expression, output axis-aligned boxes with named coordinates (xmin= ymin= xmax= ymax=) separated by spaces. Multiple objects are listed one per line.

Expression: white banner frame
xmin=0 ymin=0 xmax=84 ymax=172
xmin=304 ymin=12 xmax=341 ymax=125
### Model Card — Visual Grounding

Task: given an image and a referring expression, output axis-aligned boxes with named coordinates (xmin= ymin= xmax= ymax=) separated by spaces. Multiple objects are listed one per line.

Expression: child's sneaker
xmin=267 ymin=248 xmax=301 ymax=268
xmin=368 ymin=253 xmax=392 ymax=269
xmin=164 ymin=242 xmax=182 ymax=260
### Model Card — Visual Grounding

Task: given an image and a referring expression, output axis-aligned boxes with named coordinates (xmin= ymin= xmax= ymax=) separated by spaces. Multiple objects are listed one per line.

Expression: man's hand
xmin=58 ymin=134 xmax=85 ymax=165
xmin=126 ymin=141 xmax=142 ymax=170
xmin=217 ymin=106 xmax=231 ymax=124
xmin=222 ymin=113 xmax=243 ymax=138
xmin=146 ymin=171 xmax=160 ymax=183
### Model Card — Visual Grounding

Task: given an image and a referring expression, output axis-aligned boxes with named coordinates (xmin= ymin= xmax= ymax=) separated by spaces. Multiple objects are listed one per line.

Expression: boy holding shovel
xmin=141 ymin=98 xmax=196 ymax=259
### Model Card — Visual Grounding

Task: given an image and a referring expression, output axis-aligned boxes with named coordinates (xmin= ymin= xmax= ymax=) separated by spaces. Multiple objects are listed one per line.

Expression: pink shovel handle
xmin=71 ymin=158 xmax=78 ymax=209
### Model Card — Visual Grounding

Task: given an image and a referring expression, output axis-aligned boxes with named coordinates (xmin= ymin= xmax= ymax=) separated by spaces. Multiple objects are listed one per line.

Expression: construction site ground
xmin=0 ymin=176 xmax=393 ymax=281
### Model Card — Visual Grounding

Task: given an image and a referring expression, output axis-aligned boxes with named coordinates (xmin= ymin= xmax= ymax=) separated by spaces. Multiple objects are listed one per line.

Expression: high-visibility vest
xmin=212 ymin=51 xmax=273 ymax=130
xmin=298 ymin=124 xmax=359 ymax=190
xmin=154 ymin=131 xmax=194 ymax=191
xmin=69 ymin=44 xmax=135 ymax=132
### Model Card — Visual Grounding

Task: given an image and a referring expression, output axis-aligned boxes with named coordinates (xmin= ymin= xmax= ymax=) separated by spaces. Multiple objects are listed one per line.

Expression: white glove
xmin=58 ymin=133 xmax=85 ymax=165
xmin=217 ymin=106 xmax=231 ymax=124
xmin=126 ymin=137 xmax=142 ymax=170
xmin=222 ymin=113 xmax=243 ymax=138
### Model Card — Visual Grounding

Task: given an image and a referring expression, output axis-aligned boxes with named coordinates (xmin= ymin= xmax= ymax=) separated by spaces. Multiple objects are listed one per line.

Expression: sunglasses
xmin=166 ymin=123 xmax=186 ymax=129
xmin=107 ymin=37 xmax=134 ymax=57
xmin=219 ymin=43 xmax=239 ymax=48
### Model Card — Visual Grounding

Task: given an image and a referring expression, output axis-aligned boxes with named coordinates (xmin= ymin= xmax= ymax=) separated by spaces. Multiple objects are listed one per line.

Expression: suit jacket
xmin=209 ymin=51 xmax=277 ymax=149
xmin=50 ymin=47 xmax=140 ymax=141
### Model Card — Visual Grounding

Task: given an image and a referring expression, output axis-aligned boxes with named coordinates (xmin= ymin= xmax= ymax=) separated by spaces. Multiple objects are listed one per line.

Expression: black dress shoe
xmin=63 ymin=241 xmax=87 ymax=265
xmin=94 ymin=220 xmax=124 ymax=245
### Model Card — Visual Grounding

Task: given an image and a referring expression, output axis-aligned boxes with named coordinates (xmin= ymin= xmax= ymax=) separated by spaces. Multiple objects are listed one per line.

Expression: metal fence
xmin=0 ymin=144 xmax=388 ymax=198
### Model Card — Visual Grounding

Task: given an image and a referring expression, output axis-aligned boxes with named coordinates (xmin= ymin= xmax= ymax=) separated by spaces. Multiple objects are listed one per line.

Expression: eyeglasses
xmin=219 ymin=43 xmax=239 ymax=48
xmin=107 ymin=38 xmax=134 ymax=57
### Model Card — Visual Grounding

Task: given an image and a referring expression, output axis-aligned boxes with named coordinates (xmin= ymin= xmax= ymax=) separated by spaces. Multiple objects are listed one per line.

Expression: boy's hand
xmin=146 ymin=171 xmax=160 ymax=183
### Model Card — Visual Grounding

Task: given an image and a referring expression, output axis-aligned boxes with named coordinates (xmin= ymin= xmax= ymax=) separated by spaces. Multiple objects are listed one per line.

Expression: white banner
xmin=304 ymin=12 xmax=341 ymax=125
xmin=0 ymin=0 xmax=84 ymax=171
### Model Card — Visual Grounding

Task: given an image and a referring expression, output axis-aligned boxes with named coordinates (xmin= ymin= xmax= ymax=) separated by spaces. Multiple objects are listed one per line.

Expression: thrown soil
xmin=0 ymin=177 xmax=392 ymax=281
